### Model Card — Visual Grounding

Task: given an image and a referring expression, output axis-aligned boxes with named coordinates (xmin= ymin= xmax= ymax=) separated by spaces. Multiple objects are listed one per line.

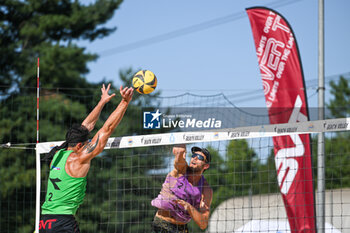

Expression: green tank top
xmin=41 ymin=149 xmax=87 ymax=215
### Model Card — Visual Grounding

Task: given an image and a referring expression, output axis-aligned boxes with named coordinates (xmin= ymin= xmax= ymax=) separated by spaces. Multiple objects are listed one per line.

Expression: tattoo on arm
xmin=83 ymin=136 xmax=99 ymax=153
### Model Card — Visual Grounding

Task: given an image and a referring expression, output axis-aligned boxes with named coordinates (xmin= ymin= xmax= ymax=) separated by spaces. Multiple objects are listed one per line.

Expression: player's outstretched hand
xmin=120 ymin=86 xmax=134 ymax=103
xmin=101 ymin=83 xmax=116 ymax=104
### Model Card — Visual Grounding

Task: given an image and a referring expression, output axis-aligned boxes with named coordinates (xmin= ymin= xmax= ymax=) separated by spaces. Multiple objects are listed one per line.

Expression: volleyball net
xmin=1 ymin=91 xmax=350 ymax=232
xmin=35 ymin=118 xmax=350 ymax=233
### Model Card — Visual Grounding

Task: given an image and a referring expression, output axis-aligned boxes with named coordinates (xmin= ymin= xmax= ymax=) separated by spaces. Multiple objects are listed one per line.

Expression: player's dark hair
xmin=65 ymin=124 xmax=90 ymax=147
xmin=42 ymin=124 xmax=89 ymax=164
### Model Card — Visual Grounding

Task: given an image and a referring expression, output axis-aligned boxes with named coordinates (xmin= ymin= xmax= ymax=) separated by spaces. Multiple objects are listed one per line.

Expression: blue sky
xmin=80 ymin=0 xmax=350 ymax=109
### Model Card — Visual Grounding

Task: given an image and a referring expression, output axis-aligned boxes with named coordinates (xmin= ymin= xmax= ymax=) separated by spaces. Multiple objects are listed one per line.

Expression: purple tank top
xmin=151 ymin=173 xmax=205 ymax=223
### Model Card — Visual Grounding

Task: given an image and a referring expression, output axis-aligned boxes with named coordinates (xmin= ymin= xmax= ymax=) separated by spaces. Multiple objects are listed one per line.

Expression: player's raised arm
xmin=171 ymin=144 xmax=187 ymax=176
xmin=82 ymin=83 xmax=116 ymax=132
xmin=79 ymin=86 xmax=133 ymax=163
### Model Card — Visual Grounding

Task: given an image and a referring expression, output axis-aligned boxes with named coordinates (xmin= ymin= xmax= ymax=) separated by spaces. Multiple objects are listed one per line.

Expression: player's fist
xmin=174 ymin=199 xmax=191 ymax=211
xmin=173 ymin=144 xmax=186 ymax=157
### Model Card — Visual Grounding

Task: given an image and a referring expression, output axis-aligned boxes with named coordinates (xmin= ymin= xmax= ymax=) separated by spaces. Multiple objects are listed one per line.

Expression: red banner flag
xmin=246 ymin=7 xmax=316 ymax=232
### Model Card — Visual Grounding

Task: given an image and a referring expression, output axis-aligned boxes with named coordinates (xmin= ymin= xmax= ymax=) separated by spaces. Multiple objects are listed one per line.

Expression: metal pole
xmin=317 ymin=0 xmax=325 ymax=233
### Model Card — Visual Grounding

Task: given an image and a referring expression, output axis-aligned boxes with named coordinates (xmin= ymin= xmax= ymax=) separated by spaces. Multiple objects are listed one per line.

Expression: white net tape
xmin=36 ymin=117 xmax=350 ymax=153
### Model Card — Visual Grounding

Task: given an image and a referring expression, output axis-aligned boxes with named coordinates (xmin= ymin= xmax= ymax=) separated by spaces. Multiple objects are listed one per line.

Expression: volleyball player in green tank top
xmin=40 ymin=84 xmax=133 ymax=233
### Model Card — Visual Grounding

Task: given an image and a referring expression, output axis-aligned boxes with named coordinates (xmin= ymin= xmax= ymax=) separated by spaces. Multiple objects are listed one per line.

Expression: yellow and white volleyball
xmin=132 ymin=70 xmax=157 ymax=94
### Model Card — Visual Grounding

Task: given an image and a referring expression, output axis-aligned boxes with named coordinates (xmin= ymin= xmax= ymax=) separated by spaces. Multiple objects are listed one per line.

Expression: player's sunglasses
xmin=191 ymin=153 xmax=207 ymax=163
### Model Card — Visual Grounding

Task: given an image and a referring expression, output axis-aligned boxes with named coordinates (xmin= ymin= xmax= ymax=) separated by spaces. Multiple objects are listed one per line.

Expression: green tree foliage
xmin=323 ymin=133 xmax=350 ymax=188
xmin=311 ymin=135 xmax=350 ymax=190
xmin=313 ymin=76 xmax=350 ymax=189
xmin=0 ymin=0 xmax=122 ymax=95
xmin=0 ymin=68 xmax=165 ymax=232
xmin=189 ymin=76 xmax=350 ymax=232
xmin=0 ymin=92 xmax=88 ymax=232
xmin=327 ymin=76 xmax=350 ymax=118
xmin=0 ymin=1 xmax=278 ymax=231
xmin=0 ymin=0 xmax=125 ymax=231
xmin=2 ymin=0 xmax=348 ymax=231
xmin=319 ymin=76 xmax=350 ymax=189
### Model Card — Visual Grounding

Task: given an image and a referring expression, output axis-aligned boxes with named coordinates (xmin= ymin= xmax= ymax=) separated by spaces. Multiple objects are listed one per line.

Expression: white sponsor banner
xmin=36 ymin=117 xmax=350 ymax=154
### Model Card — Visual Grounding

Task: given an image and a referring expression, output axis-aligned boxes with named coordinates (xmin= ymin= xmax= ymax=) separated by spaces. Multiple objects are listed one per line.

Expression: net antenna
xmin=37 ymin=57 xmax=40 ymax=144
xmin=35 ymin=57 xmax=41 ymax=233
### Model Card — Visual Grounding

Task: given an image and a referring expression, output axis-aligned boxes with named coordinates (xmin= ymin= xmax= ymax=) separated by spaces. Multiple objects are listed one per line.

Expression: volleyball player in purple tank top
xmin=151 ymin=145 xmax=213 ymax=232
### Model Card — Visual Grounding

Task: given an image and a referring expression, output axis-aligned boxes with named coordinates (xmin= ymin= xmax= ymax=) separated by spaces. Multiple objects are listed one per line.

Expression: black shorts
xmin=39 ymin=214 xmax=80 ymax=233
xmin=151 ymin=216 xmax=189 ymax=233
